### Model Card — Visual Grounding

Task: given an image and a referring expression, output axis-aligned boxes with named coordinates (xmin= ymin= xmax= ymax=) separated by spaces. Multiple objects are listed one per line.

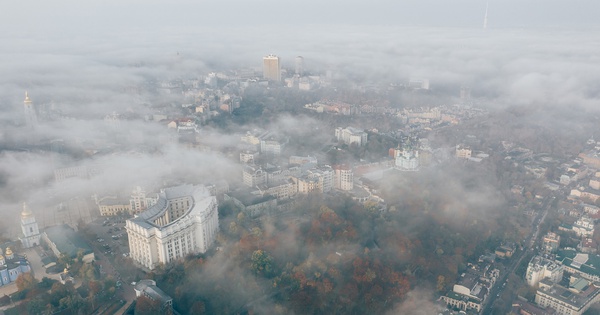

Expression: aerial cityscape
xmin=1 ymin=1 xmax=600 ymax=315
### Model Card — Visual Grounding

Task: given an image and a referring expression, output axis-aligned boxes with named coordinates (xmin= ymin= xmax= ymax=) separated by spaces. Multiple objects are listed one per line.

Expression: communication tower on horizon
xmin=483 ymin=2 xmax=489 ymax=29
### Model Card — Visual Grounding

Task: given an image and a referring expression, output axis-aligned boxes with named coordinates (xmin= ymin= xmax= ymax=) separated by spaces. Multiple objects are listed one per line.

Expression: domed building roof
xmin=21 ymin=202 xmax=33 ymax=218
xmin=5 ymin=247 xmax=13 ymax=257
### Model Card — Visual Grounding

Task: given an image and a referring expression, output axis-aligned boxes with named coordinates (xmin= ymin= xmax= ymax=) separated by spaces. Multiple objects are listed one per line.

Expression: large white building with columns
xmin=125 ymin=185 xmax=218 ymax=270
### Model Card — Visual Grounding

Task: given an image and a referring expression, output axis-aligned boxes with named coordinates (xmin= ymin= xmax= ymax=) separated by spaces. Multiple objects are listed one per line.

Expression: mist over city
xmin=1 ymin=1 xmax=600 ymax=314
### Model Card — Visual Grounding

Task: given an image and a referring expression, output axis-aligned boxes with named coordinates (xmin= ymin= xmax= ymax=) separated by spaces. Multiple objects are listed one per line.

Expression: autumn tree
xmin=16 ymin=272 xmax=37 ymax=291
xmin=79 ymin=263 xmax=97 ymax=281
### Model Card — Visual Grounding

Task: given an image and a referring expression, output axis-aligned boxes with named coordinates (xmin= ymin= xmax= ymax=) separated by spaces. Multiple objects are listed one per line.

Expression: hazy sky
xmin=2 ymin=0 xmax=599 ymax=37
xmin=2 ymin=0 xmax=598 ymax=108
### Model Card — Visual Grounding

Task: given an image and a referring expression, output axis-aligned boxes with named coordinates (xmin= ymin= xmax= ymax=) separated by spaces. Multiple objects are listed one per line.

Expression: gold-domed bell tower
xmin=20 ymin=203 xmax=41 ymax=248
xmin=23 ymin=91 xmax=38 ymax=130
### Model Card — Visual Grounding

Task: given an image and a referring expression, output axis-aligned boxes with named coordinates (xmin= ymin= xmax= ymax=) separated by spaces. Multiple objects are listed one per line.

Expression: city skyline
xmin=1 ymin=1 xmax=600 ymax=314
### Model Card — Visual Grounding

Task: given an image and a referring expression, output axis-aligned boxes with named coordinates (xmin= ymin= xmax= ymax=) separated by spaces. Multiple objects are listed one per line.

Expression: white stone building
xmin=395 ymin=148 xmax=420 ymax=171
xmin=536 ymin=278 xmax=600 ymax=315
xmin=455 ymin=145 xmax=472 ymax=159
xmin=130 ymin=186 xmax=158 ymax=215
xmin=573 ymin=216 xmax=595 ymax=237
xmin=20 ymin=203 xmax=41 ymax=248
xmin=243 ymin=165 xmax=267 ymax=188
xmin=126 ymin=185 xmax=218 ymax=270
xmin=335 ymin=127 xmax=368 ymax=146
xmin=525 ymin=256 xmax=564 ymax=288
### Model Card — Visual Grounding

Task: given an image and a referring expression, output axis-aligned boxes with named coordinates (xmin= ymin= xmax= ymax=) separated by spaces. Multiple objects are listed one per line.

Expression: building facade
xmin=295 ymin=56 xmax=304 ymax=76
xmin=535 ymin=278 xmax=600 ymax=315
xmin=542 ymin=232 xmax=561 ymax=254
xmin=395 ymin=148 xmax=420 ymax=171
xmin=243 ymin=165 xmax=267 ymax=188
xmin=573 ymin=216 xmax=595 ymax=237
xmin=42 ymin=224 xmax=95 ymax=263
xmin=20 ymin=203 xmax=41 ymax=248
xmin=334 ymin=165 xmax=353 ymax=191
xmin=456 ymin=145 xmax=472 ymax=159
xmin=126 ymin=185 xmax=219 ymax=270
xmin=134 ymin=279 xmax=173 ymax=312
xmin=130 ymin=186 xmax=158 ymax=215
xmin=0 ymin=247 xmax=31 ymax=286
xmin=98 ymin=197 xmax=132 ymax=216
xmin=263 ymin=54 xmax=281 ymax=81
xmin=526 ymin=256 xmax=564 ymax=287
xmin=335 ymin=127 xmax=368 ymax=146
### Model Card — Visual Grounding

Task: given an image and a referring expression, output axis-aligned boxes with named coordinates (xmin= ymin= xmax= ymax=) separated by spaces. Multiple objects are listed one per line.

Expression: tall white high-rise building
xmin=126 ymin=185 xmax=218 ymax=270
xmin=263 ymin=54 xmax=281 ymax=81
xmin=20 ymin=203 xmax=41 ymax=248
xmin=295 ymin=56 xmax=304 ymax=76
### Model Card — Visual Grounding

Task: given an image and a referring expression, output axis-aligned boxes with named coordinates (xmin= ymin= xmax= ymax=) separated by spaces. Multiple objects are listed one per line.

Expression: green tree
xmin=27 ymin=297 xmax=45 ymax=315
xmin=59 ymin=295 xmax=84 ymax=311
xmin=251 ymin=249 xmax=274 ymax=277
xmin=38 ymin=277 xmax=56 ymax=289
xmin=50 ymin=282 xmax=73 ymax=307
xmin=58 ymin=253 xmax=74 ymax=267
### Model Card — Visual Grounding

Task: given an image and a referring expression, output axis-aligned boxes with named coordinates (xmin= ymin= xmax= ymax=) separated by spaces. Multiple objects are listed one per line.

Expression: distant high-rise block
xmin=295 ymin=56 xmax=304 ymax=76
xmin=460 ymin=86 xmax=471 ymax=101
xmin=263 ymin=54 xmax=281 ymax=81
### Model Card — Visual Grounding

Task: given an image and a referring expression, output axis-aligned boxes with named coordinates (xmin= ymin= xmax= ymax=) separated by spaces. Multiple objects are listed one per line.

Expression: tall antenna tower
xmin=483 ymin=2 xmax=489 ymax=29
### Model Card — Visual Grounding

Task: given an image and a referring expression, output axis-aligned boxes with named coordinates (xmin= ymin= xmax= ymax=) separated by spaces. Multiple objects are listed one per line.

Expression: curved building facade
xmin=126 ymin=185 xmax=218 ymax=270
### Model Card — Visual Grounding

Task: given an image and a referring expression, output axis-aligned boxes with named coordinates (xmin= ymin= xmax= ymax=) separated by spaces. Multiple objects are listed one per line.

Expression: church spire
xmin=22 ymin=202 xmax=33 ymax=217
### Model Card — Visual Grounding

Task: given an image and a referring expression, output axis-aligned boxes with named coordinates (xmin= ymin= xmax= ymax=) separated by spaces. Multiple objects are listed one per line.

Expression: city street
xmin=481 ymin=194 xmax=554 ymax=315
xmin=82 ymin=217 xmax=138 ymax=312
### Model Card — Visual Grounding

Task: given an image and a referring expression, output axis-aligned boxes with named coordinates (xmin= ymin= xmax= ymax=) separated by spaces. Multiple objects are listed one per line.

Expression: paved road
xmin=83 ymin=217 xmax=137 ymax=312
xmin=481 ymin=195 xmax=554 ymax=315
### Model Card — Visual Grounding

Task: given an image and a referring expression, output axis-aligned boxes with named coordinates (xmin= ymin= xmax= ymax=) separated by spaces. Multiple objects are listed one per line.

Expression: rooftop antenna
xmin=483 ymin=2 xmax=489 ymax=29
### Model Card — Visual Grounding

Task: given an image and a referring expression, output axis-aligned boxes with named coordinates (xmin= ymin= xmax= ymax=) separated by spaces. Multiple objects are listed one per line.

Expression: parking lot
xmin=86 ymin=216 xmax=130 ymax=259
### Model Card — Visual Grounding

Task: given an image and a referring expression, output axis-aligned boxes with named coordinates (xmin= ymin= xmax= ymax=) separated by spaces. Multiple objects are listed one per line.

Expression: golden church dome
xmin=21 ymin=202 xmax=33 ymax=218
